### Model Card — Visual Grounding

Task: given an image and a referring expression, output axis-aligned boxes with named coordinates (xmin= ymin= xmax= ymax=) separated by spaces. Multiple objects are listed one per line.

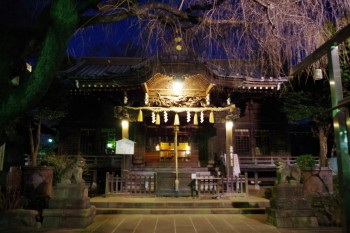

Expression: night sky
xmin=67 ymin=19 xmax=143 ymax=58
xmin=1 ymin=0 xmax=144 ymax=59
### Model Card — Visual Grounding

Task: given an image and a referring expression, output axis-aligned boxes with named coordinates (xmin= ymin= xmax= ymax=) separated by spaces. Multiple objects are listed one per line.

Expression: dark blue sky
xmin=67 ymin=18 xmax=144 ymax=58
xmin=1 ymin=0 xmax=144 ymax=59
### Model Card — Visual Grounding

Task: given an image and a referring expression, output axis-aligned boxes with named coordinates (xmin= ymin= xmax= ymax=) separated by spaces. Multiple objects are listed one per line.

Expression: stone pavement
xmin=0 ymin=195 xmax=343 ymax=232
xmin=0 ymin=214 xmax=342 ymax=233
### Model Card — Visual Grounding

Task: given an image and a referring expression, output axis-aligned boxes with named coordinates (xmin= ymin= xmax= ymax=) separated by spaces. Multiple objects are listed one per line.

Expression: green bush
xmin=296 ymin=154 xmax=317 ymax=170
xmin=39 ymin=155 xmax=69 ymax=185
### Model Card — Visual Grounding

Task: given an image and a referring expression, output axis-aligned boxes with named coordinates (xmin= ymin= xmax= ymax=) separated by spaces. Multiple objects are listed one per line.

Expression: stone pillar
xmin=267 ymin=184 xmax=318 ymax=228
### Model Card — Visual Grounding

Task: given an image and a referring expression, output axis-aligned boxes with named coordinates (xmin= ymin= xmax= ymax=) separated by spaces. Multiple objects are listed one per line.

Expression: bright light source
xmin=186 ymin=145 xmax=191 ymax=155
xmin=172 ymin=80 xmax=183 ymax=95
xmin=48 ymin=138 xmax=53 ymax=143
xmin=155 ymin=144 xmax=160 ymax=151
xmin=107 ymin=143 xmax=113 ymax=148
xmin=121 ymin=120 xmax=129 ymax=129
xmin=226 ymin=121 xmax=234 ymax=129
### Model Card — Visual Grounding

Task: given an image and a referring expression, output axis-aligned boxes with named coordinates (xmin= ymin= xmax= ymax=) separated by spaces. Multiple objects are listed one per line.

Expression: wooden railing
xmin=81 ymin=155 xmax=122 ymax=168
xmin=239 ymin=156 xmax=320 ymax=168
xmin=80 ymin=155 xmax=319 ymax=169
xmin=105 ymin=172 xmax=156 ymax=195
xmin=195 ymin=173 xmax=249 ymax=197
xmin=105 ymin=172 xmax=249 ymax=197
xmin=30 ymin=154 xmax=319 ymax=170
xmin=31 ymin=154 xmax=123 ymax=168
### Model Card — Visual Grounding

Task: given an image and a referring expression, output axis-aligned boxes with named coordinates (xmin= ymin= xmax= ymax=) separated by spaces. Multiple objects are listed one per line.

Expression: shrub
xmin=39 ymin=154 xmax=69 ymax=185
xmin=296 ymin=154 xmax=317 ymax=170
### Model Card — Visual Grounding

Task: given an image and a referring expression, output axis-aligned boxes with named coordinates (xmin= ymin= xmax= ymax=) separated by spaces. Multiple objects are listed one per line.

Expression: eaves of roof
xmin=61 ymin=56 xmax=289 ymax=92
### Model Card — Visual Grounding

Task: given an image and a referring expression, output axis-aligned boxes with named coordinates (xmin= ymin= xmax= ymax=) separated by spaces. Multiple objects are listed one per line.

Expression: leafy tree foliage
xmin=281 ymin=39 xmax=350 ymax=167
xmin=281 ymin=77 xmax=332 ymax=167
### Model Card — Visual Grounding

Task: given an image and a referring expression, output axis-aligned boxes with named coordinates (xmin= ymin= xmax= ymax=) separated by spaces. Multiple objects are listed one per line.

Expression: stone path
xmin=1 ymin=214 xmax=342 ymax=233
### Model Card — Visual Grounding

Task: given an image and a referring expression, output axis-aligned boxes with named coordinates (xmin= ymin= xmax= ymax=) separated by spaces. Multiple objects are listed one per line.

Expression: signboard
xmin=115 ymin=138 xmax=135 ymax=155
xmin=233 ymin=153 xmax=241 ymax=177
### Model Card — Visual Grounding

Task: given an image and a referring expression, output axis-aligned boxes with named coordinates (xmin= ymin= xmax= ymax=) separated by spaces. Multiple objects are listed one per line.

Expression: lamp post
xmin=174 ymin=125 xmax=179 ymax=192
xmin=225 ymin=118 xmax=234 ymax=193
xmin=174 ymin=113 xmax=180 ymax=192
xmin=172 ymin=76 xmax=182 ymax=193
xmin=121 ymin=119 xmax=129 ymax=139
xmin=121 ymin=119 xmax=129 ymax=178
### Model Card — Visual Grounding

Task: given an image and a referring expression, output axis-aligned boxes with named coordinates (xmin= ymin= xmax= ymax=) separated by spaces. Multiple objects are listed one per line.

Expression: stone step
xmin=90 ymin=197 xmax=269 ymax=215
xmin=95 ymin=207 xmax=265 ymax=215
xmin=92 ymin=201 xmax=263 ymax=209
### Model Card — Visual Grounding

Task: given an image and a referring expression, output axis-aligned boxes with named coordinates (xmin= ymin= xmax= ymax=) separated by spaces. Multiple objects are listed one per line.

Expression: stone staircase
xmin=90 ymin=196 xmax=269 ymax=215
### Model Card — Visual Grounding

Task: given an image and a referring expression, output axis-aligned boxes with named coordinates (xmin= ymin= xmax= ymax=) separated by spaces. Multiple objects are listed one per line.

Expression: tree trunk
xmin=318 ymin=126 xmax=328 ymax=167
xmin=28 ymin=119 xmax=41 ymax=166
xmin=0 ymin=0 xmax=79 ymax=129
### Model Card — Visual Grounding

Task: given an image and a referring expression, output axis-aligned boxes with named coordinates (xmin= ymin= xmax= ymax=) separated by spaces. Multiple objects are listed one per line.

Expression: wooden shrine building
xmin=58 ymin=52 xmax=290 ymax=195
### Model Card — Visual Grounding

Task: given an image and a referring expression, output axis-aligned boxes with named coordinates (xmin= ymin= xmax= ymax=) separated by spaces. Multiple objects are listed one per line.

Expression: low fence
xmin=195 ymin=173 xmax=249 ymax=196
xmin=105 ymin=172 xmax=156 ymax=195
xmin=105 ymin=172 xmax=248 ymax=197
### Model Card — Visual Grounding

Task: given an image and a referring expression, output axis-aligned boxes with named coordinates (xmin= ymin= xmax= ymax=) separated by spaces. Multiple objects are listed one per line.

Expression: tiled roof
xmin=61 ymin=57 xmax=154 ymax=85
xmin=61 ymin=56 xmax=288 ymax=92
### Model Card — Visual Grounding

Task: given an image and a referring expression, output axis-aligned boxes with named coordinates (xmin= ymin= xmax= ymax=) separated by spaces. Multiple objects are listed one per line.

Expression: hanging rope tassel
xmin=209 ymin=111 xmax=214 ymax=123
xmin=137 ymin=110 xmax=143 ymax=122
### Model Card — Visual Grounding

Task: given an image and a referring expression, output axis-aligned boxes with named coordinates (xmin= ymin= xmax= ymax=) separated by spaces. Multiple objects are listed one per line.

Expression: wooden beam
xmin=291 ymin=23 xmax=350 ymax=75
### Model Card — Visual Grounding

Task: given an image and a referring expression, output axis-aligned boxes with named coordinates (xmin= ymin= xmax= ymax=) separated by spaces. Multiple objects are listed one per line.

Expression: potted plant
xmin=296 ymin=154 xmax=333 ymax=196
xmin=295 ymin=154 xmax=317 ymax=170
xmin=39 ymin=154 xmax=69 ymax=185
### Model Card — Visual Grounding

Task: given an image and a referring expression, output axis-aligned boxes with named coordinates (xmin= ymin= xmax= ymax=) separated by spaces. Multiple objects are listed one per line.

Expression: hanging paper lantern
xmin=137 ymin=110 xmax=143 ymax=122
xmin=156 ymin=113 xmax=160 ymax=125
xmin=187 ymin=111 xmax=191 ymax=123
xmin=193 ymin=112 xmax=198 ymax=125
xmin=174 ymin=113 xmax=180 ymax=126
xmin=200 ymin=111 xmax=204 ymax=123
xmin=209 ymin=111 xmax=214 ymax=123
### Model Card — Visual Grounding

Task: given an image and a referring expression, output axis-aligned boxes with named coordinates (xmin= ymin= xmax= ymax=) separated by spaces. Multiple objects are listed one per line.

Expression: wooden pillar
xmin=133 ymin=123 xmax=145 ymax=165
xmin=225 ymin=120 xmax=233 ymax=192
xmin=121 ymin=119 xmax=129 ymax=139
xmin=174 ymin=126 xmax=179 ymax=192
xmin=208 ymin=137 xmax=215 ymax=167
xmin=254 ymin=171 xmax=259 ymax=190
xmin=121 ymin=120 xmax=130 ymax=177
